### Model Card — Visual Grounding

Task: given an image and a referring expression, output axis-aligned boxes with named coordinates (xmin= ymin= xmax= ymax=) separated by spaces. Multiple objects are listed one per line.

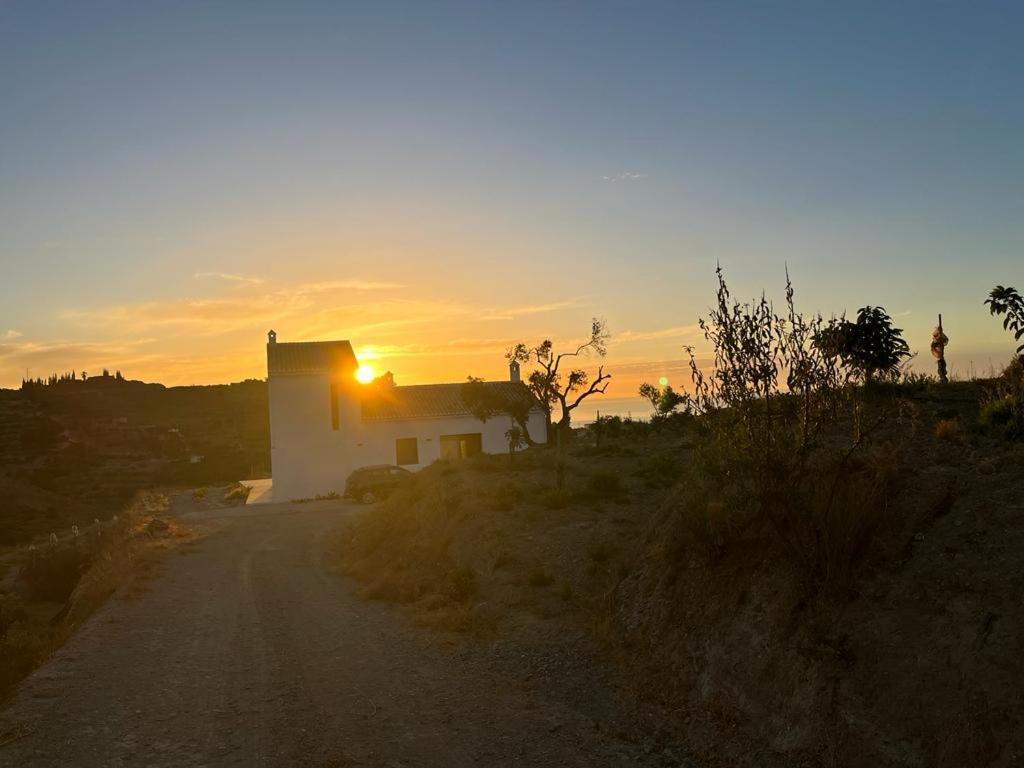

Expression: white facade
xmin=266 ymin=335 xmax=546 ymax=501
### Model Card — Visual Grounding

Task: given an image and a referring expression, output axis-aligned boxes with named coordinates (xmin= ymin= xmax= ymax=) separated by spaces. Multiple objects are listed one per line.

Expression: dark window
xmin=330 ymin=383 xmax=339 ymax=430
xmin=396 ymin=437 xmax=418 ymax=465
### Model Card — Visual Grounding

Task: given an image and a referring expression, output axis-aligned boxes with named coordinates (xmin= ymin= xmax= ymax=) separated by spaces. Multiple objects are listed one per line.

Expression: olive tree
xmin=506 ymin=318 xmax=611 ymax=439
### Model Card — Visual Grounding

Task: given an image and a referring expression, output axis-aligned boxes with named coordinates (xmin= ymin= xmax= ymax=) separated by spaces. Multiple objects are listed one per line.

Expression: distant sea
xmin=571 ymin=396 xmax=649 ymax=426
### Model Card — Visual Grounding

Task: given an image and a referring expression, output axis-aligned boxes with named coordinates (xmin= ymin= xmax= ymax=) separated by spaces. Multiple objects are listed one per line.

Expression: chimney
xmin=267 ymin=329 xmax=277 ymax=345
xmin=509 ymin=359 xmax=521 ymax=383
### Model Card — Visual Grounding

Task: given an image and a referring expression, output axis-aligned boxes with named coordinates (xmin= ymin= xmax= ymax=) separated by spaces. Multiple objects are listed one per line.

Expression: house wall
xmin=268 ymin=373 xmax=547 ymax=500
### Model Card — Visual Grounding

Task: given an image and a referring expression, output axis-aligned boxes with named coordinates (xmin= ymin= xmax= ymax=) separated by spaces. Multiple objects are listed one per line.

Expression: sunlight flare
xmin=355 ymin=364 xmax=376 ymax=384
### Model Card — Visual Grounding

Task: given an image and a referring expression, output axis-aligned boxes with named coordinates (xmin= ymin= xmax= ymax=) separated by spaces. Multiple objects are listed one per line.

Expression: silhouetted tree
xmin=816 ymin=306 xmax=910 ymax=383
xmin=639 ymin=382 xmax=689 ymax=418
xmin=461 ymin=376 xmax=537 ymax=445
xmin=986 ymin=285 xmax=1024 ymax=358
xmin=507 ymin=318 xmax=611 ymax=438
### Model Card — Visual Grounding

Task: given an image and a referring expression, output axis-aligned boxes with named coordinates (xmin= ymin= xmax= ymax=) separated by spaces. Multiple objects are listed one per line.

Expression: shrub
xmin=444 ymin=567 xmax=478 ymax=603
xmin=19 ymin=545 xmax=93 ymax=602
xmin=979 ymin=358 xmax=1024 ymax=440
xmin=935 ymin=418 xmax=960 ymax=441
xmin=224 ymin=483 xmax=250 ymax=503
xmin=979 ymin=396 xmax=1023 ymax=440
xmin=683 ymin=267 xmax=897 ymax=593
xmin=492 ymin=481 xmax=523 ymax=511
xmin=538 ymin=487 xmax=573 ymax=510
xmin=634 ymin=452 xmax=681 ymax=489
xmin=587 ymin=471 xmax=622 ymax=498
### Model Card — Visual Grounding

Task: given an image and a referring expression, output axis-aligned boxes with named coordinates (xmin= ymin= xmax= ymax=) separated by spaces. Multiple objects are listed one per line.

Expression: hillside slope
xmin=0 ymin=376 xmax=268 ymax=546
xmin=335 ymin=382 xmax=1024 ymax=767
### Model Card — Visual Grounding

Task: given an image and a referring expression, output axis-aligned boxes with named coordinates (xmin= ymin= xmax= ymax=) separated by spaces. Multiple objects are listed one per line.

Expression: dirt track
xmin=0 ymin=502 xmax=682 ymax=767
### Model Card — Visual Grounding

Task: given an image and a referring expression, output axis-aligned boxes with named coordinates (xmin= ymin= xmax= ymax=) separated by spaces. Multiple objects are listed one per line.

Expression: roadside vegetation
xmin=334 ymin=270 xmax=1024 ymax=768
xmin=0 ymin=492 xmax=194 ymax=701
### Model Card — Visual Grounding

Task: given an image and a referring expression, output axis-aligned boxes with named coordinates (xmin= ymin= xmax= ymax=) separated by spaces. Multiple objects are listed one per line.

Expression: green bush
xmin=979 ymin=396 xmax=1023 ymax=439
xmin=978 ymin=358 xmax=1024 ymax=440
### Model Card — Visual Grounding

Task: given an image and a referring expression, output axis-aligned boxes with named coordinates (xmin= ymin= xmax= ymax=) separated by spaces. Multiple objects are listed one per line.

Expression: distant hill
xmin=0 ymin=376 xmax=269 ymax=546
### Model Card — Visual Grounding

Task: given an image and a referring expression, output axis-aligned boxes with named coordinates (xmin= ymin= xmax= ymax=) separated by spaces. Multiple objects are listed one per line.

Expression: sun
xmin=355 ymin=364 xmax=376 ymax=384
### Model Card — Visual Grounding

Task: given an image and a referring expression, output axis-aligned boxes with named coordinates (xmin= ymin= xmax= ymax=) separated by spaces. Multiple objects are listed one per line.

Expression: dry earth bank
xmin=334 ymin=383 xmax=1024 ymax=768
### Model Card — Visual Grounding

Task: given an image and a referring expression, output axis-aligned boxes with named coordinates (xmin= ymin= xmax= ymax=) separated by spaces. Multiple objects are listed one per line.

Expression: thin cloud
xmin=480 ymin=299 xmax=582 ymax=321
xmin=615 ymin=324 xmax=700 ymax=343
xmin=4 ymin=329 xmax=21 ymax=339
xmin=601 ymin=172 xmax=648 ymax=182
xmin=194 ymin=272 xmax=266 ymax=285
xmin=63 ymin=278 xmax=406 ymax=336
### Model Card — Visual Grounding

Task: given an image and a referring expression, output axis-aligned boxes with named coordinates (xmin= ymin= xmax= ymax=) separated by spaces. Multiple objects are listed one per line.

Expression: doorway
xmin=439 ymin=433 xmax=482 ymax=460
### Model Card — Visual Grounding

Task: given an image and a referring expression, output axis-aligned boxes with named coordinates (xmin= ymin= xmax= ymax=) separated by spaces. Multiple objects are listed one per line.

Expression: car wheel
xmin=360 ymin=490 xmax=378 ymax=505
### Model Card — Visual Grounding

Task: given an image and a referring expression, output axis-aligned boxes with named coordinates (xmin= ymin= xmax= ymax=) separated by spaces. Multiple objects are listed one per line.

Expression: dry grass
xmin=330 ymin=380 xmax=1024 ymax=768
xmin=934 ymin=417 xmax=961 ymax=441
xmin=0 ymin=491 xmax=195 ymax=702
xmin=330 ymin=446 xmax=669 ymax=637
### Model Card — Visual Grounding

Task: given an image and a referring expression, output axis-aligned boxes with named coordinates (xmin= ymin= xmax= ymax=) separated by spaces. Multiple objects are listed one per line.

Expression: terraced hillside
xmin=0 ymin=376 xmax=269 ymax=546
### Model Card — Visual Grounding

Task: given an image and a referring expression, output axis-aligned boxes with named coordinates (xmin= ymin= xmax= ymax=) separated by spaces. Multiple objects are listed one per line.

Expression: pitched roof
xmin=266 ymin=340 xmax=358 ymax=376
xmin=361 ymin=381 xmax=539 ymax=422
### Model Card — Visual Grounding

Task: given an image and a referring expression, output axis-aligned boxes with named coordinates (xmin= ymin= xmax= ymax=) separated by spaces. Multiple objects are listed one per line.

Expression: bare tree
xmin=507 ymin=318 xmax=611 ymax=439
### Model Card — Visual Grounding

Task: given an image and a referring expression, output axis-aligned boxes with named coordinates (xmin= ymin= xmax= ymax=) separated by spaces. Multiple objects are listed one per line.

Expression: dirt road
xmin=0 ymin=502 xmax=685 ymax=767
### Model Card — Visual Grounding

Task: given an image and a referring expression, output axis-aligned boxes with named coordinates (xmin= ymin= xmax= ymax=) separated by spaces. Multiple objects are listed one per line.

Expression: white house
xmin=265 ymin=331 xmax=547 ymax=500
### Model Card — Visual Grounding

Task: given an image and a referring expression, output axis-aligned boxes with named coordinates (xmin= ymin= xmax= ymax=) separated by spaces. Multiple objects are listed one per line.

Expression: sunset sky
xmin=2 ymin=2 xmax=1022 ymax=418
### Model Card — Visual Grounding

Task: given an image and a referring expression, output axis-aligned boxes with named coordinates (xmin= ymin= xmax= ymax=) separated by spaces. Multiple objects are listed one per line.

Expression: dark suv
xmin=344 ymin=464 xmax=412 ymax=503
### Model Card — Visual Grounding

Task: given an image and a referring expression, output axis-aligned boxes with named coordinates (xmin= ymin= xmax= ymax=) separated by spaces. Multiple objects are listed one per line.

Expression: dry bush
xmin=2 ymin=491 xmax=189 ymax=700
xmin=335 ymin=470 xmax=477 ymax=608
xmin=586 ymin=470 xmax=622 ymax=498
xmin=538 ymin=487 xmax=573 ymax=509
xmin=19 ymin=545 xmax=94 ymax=602
xmin=491 ymin=481 xmax=523 ymax=511
xmin=978 ymin=357 xmax=1024 ymax=440
xmin=224 ymin=483 xmax=251 ymax=503
xmin=682 ymin=268 xmax=902 ymax=594
xmin=934 ymin=418 xmax=960 ymax=441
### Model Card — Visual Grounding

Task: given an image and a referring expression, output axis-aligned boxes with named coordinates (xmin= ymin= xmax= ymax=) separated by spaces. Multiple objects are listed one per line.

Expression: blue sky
xmin=1 ymin=1 xmax=1022 ymax=411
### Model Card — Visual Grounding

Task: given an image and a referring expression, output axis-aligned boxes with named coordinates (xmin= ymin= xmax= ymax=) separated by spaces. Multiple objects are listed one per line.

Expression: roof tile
xmin=361 ymin=381 xmax=537 ymax=421
xmin=267 ymin=341 xmax=358 ymax=375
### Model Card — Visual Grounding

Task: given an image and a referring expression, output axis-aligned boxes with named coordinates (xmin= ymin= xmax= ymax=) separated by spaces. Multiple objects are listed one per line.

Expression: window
xmin=439 ymin=433 xmax=482 ymax=460
xmin=330 ymin=383 xmax=339 ymax=430
xmin=396 ymin=437 xmax=418 ymax=465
